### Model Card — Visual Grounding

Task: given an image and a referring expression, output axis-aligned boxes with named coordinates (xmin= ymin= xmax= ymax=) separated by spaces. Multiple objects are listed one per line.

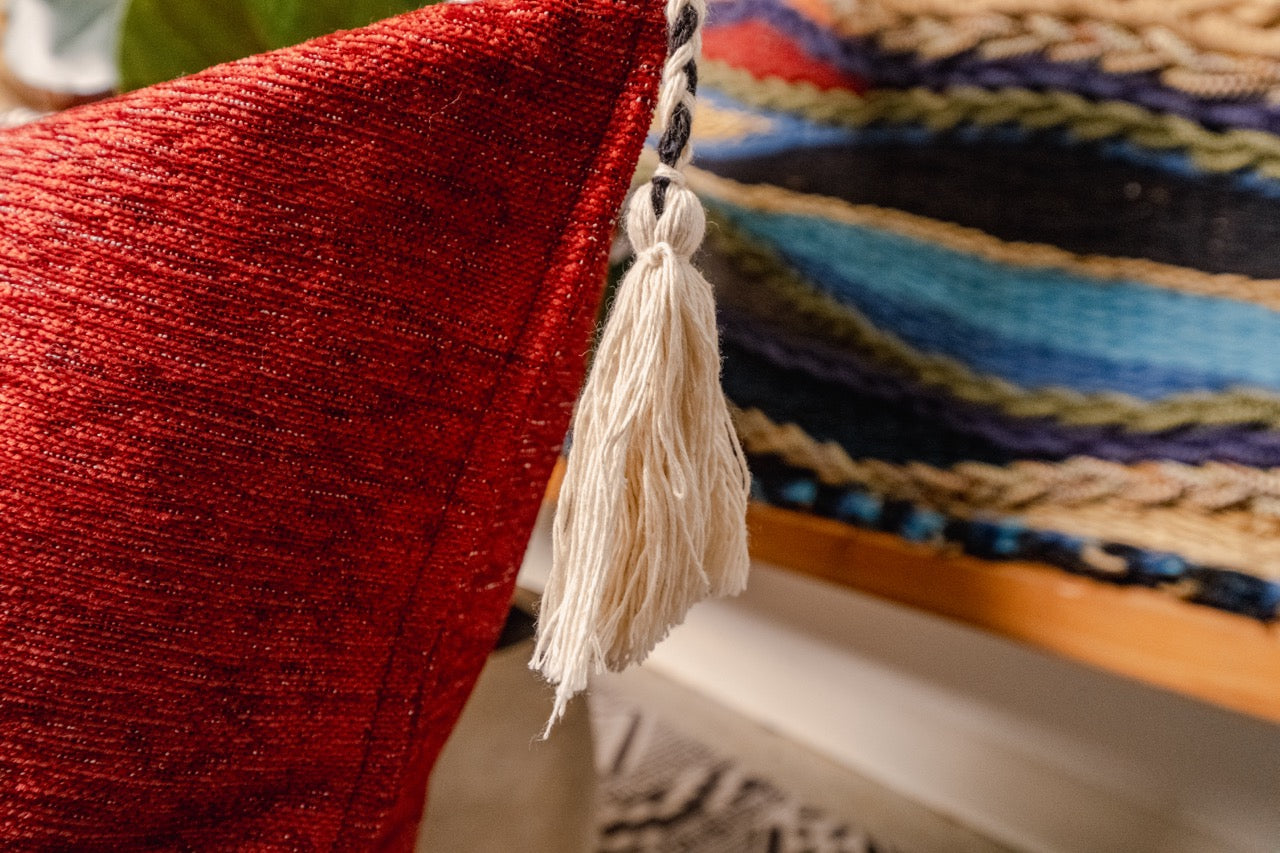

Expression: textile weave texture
xmin=0 ymin=1 xmax=664 ymax=847
xmin=695 ymin=0 xmax=1280 ymax=620
xmin=593 ymin=686 xmax=892 ymax=853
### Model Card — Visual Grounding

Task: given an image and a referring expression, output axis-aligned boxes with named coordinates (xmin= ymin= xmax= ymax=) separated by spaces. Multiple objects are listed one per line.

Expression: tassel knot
xmin=630 ymin=165 xmax=705 ymax=257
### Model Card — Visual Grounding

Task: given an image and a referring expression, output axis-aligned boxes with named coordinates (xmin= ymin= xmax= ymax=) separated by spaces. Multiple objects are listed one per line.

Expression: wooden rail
xmin=747 ymin=501 xmax=1280 ymax=725
xmin=544 ymin=462 xmax=1280 ymax=723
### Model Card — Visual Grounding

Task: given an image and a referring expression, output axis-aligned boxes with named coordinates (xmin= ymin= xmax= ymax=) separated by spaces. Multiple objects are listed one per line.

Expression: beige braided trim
xmin=770 ymin=0 xmax=1280 ymax=100
xmin=688 ymin=165 xmax=1280 ymax=311
xmin=800 ymin=0 xmax=1280 ymax=58
xmin=706 ymin=218 xmax=1280 ymax=431
xmin=702 ymin=60 xmax=1280 ymax=177
xmin=1024 ymin=502 xmax=1280 ymax=578
xmin=733 ymin=405 xmax=1280 ymax=513
xmin=732 ymin=405 xmax=1280 ymax=577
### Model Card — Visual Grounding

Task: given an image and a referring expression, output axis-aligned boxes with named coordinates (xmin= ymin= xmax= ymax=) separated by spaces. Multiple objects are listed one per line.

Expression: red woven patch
xmin=0 ymin=0 xmax=663 ymax=847
xmin=703 ymin=19 xmax=866 ymax=91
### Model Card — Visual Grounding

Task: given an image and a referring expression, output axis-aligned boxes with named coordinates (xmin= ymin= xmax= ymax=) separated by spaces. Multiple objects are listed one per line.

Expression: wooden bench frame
xmin=547 ymin=462 xmax=1280 ymax=724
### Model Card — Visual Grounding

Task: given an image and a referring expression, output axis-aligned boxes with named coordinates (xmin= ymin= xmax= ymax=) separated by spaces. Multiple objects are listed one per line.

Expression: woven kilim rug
xmin=684 ymin=0 xmax=1280 ymax=624
xmin=592 ymin=690 xmax=894 ymax=853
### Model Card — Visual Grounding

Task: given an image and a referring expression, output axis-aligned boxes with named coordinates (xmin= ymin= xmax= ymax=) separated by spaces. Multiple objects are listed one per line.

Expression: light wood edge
xmin=746 ymin=501 xmax=1280 ymax=725
xmin=545 ymin=461 xmax=1280 ymax=723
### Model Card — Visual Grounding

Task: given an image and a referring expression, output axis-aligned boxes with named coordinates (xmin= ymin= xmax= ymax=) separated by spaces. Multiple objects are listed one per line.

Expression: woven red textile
xmin=0 ymin=1 xmax=663 ymax=847
xmin=703 ymin=19 xmax=865 ymax=91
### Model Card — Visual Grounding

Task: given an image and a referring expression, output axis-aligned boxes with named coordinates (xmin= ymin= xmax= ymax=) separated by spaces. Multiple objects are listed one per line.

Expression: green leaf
xmin=117 ymin=0 xmax=434 ymax=91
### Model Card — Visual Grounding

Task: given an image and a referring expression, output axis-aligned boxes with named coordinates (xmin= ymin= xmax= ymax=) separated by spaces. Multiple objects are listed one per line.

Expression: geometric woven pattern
xmin=593 ymin=688 xmax=892 ymax=853
xmin=698 ymin=0 xmax=1280 ymax=620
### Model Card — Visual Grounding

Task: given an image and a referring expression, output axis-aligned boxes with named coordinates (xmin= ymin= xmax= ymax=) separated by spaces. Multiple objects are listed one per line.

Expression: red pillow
xmin=0 ymin=0 xmax=663 ymax=847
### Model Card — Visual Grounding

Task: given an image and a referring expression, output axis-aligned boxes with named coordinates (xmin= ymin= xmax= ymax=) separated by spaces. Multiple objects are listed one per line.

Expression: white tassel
xmin=531 ymin=0 xmax=751 ymax=732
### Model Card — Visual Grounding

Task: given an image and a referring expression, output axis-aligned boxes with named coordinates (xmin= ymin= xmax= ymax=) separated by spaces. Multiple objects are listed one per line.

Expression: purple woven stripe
xmin=719 ymin=306 xmax=1280 ymax=466
xmin=707 ymin=0 xmax=1280 ymax=134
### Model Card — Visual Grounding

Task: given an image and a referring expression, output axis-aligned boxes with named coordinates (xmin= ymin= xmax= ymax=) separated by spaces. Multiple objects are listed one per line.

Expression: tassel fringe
xmin=531 ymin=0 xmax=751 ymax=732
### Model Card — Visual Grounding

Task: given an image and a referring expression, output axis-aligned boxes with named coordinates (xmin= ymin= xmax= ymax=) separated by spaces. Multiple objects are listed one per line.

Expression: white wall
xmin=644 ymin=560 xmax=1280 ymax=853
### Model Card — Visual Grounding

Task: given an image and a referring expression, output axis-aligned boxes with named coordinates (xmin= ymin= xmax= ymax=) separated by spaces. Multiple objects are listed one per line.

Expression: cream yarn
xmin=531 ymin=0 xmax=751 ymax=732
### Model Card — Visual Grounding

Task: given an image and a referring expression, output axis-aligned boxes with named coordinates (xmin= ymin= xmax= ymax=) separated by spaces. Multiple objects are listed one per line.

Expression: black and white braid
xmin=651 ymin=0 xmax=702 ymax=218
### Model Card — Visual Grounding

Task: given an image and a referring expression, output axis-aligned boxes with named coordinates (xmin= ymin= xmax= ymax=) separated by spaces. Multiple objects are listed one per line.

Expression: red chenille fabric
xmin=0 ymin=0 xmax=663 ymax=848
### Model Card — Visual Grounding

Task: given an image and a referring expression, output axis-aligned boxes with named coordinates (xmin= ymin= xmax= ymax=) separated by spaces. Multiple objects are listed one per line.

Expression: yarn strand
xmin=532 ymin=0 xmax=751 ymax=732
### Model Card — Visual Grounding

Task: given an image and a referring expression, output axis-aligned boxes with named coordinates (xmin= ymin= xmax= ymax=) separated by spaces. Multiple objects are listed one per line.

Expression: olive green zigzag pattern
xmin=701 ymin=60 xmax=1280 ymax=178
xmin=706 ymin=216 xmax=1280 ymax=431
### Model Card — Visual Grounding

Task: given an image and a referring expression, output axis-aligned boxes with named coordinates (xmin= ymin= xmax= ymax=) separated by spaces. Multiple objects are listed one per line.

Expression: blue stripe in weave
xmin=715 ymin=203 xmax=1280 ymax=395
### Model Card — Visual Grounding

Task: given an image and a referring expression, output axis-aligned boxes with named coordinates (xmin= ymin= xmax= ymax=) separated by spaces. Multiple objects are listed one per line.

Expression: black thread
xmin=651 ymin=175 xmax=671 ymax=218
xmin=657 ymin=103 xmax=692 ymax=166
xmin=669 ymin=3 xmax=698 ymax=50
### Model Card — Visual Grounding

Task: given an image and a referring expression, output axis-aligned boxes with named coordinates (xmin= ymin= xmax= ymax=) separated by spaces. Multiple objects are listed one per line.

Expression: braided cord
xmin=735 ymin=406 xmax=1280 ymax=579
xmin=824 ymin=0 xmax=1280 ymax=60
xmin=748 ymin=452 xmax=1280 ymax=593
xmin=817 ymin=4 xmax=1280 ymax=102
xmin=701 ymin=60 xmax=1280 ymax=179
xmin=733 ymin=406 xmax=1280 ymax=516
xmin=650 ymin=0 xmax=704 ymax=218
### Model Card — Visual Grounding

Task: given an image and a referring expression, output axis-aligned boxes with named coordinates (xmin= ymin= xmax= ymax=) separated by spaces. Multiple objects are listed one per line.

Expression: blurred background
xmin=4 ymin=2 xmax=1279 ymax=850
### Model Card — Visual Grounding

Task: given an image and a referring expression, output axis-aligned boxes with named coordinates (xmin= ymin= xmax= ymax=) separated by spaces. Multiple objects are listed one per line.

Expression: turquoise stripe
xmin=718 ymin=203 xmax=1280 ymax=392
